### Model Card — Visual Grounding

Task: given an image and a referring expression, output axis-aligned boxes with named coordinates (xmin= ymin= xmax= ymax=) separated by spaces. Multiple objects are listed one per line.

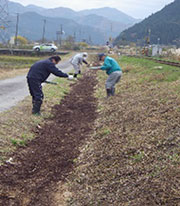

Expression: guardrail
xmin=0 ymin=49 xmax=69 ymax=56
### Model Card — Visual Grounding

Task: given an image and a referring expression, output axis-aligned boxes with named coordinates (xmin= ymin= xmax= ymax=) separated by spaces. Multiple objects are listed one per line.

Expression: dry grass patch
xmin=0 ymin=68 xmax=28 ymax=80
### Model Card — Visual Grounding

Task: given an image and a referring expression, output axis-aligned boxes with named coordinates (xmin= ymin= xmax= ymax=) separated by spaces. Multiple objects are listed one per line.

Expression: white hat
xmin=83 ymin=52 xmax=88 ymax=57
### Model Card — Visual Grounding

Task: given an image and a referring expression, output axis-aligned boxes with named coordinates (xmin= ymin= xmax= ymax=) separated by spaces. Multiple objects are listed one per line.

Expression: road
xmin=0 ymin=59 xmax=73 ymax=112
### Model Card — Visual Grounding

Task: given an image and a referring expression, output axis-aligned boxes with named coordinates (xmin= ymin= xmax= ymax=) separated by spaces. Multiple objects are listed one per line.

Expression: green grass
xmin=98 ymin=127 xmax=111 ymax=136
xmin=11 ymin=138 xmax=27 ymax=146
xmin=168 ymin=153 xmax=180 ymax=165
xmin=119 ymin=56 xmax=180 ymax=83
xmin=130 ymin=151 xmax=145 ymax=163
xmin=152 ymin=56 xmax=180 ymax=63
xmin=0 ymin=55 xmax=43 ymax=69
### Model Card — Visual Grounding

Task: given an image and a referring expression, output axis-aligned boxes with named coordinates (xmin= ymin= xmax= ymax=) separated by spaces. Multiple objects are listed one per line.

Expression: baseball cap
xmin=98 ymin=53 xmax=105 ymax=60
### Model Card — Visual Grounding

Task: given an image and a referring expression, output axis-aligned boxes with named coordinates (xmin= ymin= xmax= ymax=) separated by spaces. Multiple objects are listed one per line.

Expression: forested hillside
xmin=115 ymin=0 xmax=180 ymax=46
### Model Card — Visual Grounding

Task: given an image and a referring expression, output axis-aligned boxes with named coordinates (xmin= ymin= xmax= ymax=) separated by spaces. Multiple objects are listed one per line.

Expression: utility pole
xmin=73 ymin=31 xmax=76 ymax=42
xmin=56 ymin=25 xmax=64 ymax=46
xmin=42 ymin=19 xmax=46 ymax=43
xmin=88 ymin=35 xmax=92 ymax=45
xmin=108 ymin=23 xmax=113 ymax=52
xmin=109 ymin=23 xmax=113 ymax=41
xmin=79 ymin=28 xmax=81 ymax=42
xmin=59 ymin=24 xmax=62 ymax=46
xmin=147 ymin=28 xmax=151 ymax=56
xmin=56 ymin=31 xmax=59 ymax=44
xmin=148 ymin=29 xmax=151 ymax=45
xmin=157 ymin=37 xmax=160 ymax=56
xmin=14 ymin=13 xmax=19 ymax=46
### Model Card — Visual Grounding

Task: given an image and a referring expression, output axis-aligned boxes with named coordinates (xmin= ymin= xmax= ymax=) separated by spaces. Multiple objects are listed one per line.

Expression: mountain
xmin=8 ymin=1 xmax=47 ymax=14
xmin=8 ymin=1 xmax=27 ymax=14
xmin=36 ymin=7 xmax=80 ymax=19
xmin=8 ymin=1 xmax=139 ymax=44
xmin=9 ymin=2 xmax=135 ymax=38
xmin=8 ymin=12 xmax=105 ymax=44
xmin=78 ymin=7 xmax=139 ymax=24
xmin=114 ymin=0 xmax=180 ymax=46
xmin=9 ymin=1 xmax=139 ymax=23
xmin=74 ymin=14 xmax=129 ymax=38
xmin=25 ymin=4 xmax=45 ymax=13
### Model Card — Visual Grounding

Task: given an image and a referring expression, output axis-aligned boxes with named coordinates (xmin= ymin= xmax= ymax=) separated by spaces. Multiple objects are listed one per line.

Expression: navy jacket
xmin=27 ymin=59 xmax=68 ymax=83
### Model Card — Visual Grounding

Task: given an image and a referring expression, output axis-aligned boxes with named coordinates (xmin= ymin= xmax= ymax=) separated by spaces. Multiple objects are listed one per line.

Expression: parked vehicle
xmin=33 ymin=43 xmax=58 ymax=52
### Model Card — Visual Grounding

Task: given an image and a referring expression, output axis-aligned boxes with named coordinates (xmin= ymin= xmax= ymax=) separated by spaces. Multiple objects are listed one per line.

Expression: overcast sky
xmin=11 ymin=0 xmax=174 ymax=19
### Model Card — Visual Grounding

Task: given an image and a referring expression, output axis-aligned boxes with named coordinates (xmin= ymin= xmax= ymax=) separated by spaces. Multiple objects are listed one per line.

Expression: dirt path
xmin=0 ymin=59 xmax=73 ymax=112
xmin=0 ymin=72 xmax=97 ymax=206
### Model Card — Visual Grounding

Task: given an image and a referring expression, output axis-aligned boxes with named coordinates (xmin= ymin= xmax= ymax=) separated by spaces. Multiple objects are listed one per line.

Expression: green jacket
xmin=101 ymin=56 xmax=122 ymax=75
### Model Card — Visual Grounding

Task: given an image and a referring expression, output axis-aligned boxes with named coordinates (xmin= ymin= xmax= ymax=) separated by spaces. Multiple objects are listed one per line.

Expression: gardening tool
xmin=44 ymin=81 xmax=58 ymax=85
xmin=89 ymin=66 xmax=101 ymax=70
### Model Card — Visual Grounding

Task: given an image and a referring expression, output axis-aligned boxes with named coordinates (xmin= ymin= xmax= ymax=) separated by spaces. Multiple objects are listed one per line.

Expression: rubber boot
xmin=111 ymin=88 xmax=115 ymax=96
xmin=32 ymin=100 xmax=42 ymax=115
xmin=106 ymin=89 xmax=112 ymax=98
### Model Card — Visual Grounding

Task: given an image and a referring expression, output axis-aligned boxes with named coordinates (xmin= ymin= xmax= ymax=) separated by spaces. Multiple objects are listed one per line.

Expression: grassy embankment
xmin=0 ymin=54 xmax=72 ymax=164
xmin=66 ymin=56 xmax=180 ymax=205
xmin=0 ymin=55 xmax=43 ymax=79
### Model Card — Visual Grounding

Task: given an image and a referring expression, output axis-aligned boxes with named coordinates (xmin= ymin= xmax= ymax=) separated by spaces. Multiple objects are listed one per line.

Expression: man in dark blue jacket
xmin=27 ymin=56 xmax=69 ymax=115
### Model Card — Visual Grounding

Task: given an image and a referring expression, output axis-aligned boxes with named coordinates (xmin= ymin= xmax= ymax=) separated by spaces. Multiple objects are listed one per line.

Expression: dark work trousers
xmin=27 ymin=78 xmax=44 ymax=103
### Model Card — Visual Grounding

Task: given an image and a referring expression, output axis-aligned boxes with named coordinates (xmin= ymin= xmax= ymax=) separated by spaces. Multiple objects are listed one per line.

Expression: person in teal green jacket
xmin=98 ymin=53 xmax=122 ymax=97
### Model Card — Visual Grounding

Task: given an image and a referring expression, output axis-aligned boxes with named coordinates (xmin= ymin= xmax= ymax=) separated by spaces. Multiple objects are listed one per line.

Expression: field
xmin=0 ymin=55 xmax=43 ymax=80
xmin=0 ymin=56 xmax=180 ymax=205
xmin=67 ymin=56 xmax=180 ymax=205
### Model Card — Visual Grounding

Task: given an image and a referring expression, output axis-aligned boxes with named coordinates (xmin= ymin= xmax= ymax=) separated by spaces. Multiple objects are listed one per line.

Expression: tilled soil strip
xmin=0 ymin=72 xmax=97 ymax=206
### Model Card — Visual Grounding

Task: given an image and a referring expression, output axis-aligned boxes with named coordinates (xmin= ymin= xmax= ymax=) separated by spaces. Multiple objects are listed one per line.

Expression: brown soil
xmin=0 ymin=72 xmax=97 ymax=206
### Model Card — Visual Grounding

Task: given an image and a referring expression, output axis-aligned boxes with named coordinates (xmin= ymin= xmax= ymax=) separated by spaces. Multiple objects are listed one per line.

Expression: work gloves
xmin=68 ymin=75 xmax=74 ymax=80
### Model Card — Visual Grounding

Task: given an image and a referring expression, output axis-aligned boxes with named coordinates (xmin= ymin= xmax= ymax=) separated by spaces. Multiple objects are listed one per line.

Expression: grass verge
xmin=0 ymin=77 xmax=71 ymax=165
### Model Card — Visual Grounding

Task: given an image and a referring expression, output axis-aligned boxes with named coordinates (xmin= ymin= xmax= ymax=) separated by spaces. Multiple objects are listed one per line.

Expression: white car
xmin=33 ymin=43 xmax=58 ymax=52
